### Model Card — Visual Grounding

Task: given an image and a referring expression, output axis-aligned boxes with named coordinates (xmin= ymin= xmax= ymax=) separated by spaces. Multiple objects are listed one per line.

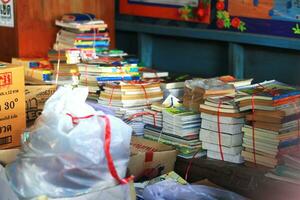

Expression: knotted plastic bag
xmin=6 ymin=86 xmax=132 ymax=199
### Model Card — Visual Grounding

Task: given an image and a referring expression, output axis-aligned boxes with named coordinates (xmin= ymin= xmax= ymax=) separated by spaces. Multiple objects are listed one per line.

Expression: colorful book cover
xmin=238 ymin=80 xmax=300 ymax=101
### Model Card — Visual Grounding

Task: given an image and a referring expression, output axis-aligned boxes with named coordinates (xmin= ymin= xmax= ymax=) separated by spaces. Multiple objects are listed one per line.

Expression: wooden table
xmin=175 ymin=157 xmax=300 ymax=200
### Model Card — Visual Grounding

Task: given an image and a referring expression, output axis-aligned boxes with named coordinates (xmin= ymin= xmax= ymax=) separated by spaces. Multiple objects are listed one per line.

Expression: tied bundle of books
xmin=11 ymin=58 xmax=53 ymax=84
xmin=139 ymin=67 xmax=169 ymax=82
xmin=266 ymin=153 xmax=300 ymax=185
xmin=235 ymin=80 xmax=300 ymax=168
xmin=77 ymin=50 xmax=139 ymax=99
xmin=54 ymin=13 xmax=110 ymax=60
xmin=48 ymin=50 xmax=67 ymax=64
xmin=52 ymin=63 xmax=79 ymax=85
xmin=157 ymin=107 xmax=205 ymax=159
xmin=199 ymin=95 xmax=246 ymax=164
xmin=160 ymin=74 xmax=192 ymax=101
xmin=98 ymin=81 xmax=163 ymax=135
xmin=183 ymin=78 xmax=236 ymax=112
xmin=143 ymin=102 xmax=164 ymax=129
xmin=143 ymin=95 xmax=180 ymax=141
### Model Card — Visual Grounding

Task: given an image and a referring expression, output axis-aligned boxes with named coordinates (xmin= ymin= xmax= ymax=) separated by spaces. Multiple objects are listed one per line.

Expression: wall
xmin=116 ymin=7 xmax=300 ymax=85
xmin=0 ymin=0 xmax=115 ymax=61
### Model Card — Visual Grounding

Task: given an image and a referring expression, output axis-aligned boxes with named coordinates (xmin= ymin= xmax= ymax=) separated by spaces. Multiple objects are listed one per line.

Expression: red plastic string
xmin=217 ymin=101 xmax=224 ymax=161
xmin=66 ymin=113 xmax=94 ymax=125
xmin=108 ymin=86 xmax=115 ymax=107
xmin=66 ymin=113 xmax=133 ymax=184
xmin=127 ymin=81 xmax=151 ymax=106
xmin=100 ymin=115 xmax=134 ymax=184
xmin=85 ymin=64 xmax=88 ymax=86
xmin=140 ymin=84 xmax=150 ymax=106
xmin=251 ymin=94 xmax=257 ymax=165
xmin=127 ymin=111 xmax=157 ymax=127
xmin=184 ymin=148 xmax=202 ymax=181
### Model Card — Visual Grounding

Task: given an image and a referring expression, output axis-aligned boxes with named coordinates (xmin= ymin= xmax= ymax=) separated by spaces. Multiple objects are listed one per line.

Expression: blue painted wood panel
xmin=244 ymin=45 xmax=300 ymax=85
xmin=116 ymin=20 xmax=300 ymax=84
xmin=151 ymin=35 xmax=229 ymax=77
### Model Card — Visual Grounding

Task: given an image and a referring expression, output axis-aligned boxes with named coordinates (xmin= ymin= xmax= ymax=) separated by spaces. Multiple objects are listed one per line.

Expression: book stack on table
xmin=54 ymin=13 xmax=110 ymax=59
xmin=158 ymin=107 xmax=205 ymax=159
xmin=98 ymin=81 xmax=163 ymax=135
xmin=197 ymin=79 xmax=247 ymax=164
xmin=78 ymin=53 xmax=139 ymax=99
xmin=235 ymin=80 xmax=300 ymax=168
xmin=266 ymin=152 xmax=300 ymax=185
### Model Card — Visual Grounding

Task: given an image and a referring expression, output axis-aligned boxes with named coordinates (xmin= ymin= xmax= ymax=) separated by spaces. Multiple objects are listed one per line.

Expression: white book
xmin=242 ymin=139 xmax=278 ymax=155
xmin=243 ymin=132 xmax=279 ymax=145
xmin=207 ymin=150 xmax=244 ymax=164
xmin=202 ymin=142 xmax=243 ymax=155
xmin=201 ymin=113 xmax=244 ymax=124
xmin=199 ymin=128 xmax=243 ymax=147
xmin=163 ymin=118 xmax=201 ymax=127
xmin=163 ymin=120 xmax=201 ymax=130
xmin=201 ymin=119 xmax=243 ymax=134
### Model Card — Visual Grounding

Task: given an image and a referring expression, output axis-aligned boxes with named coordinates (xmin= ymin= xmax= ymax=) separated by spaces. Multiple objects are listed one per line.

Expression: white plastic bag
xmin=143 ymin=180 xmax=247 ymax=200
xmin=6 ymin=86 xmax=132 ymax=199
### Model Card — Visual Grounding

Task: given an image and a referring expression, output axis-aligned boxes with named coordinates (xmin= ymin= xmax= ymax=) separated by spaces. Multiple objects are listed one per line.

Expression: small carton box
xmin=0 ymin=63 xmax=26 ymax=149
xmin=25 ymin=84 xmax=57 ymax=124
xmin=12 ymin=58 xmax=53 ymax=84
xmin=128 ymin=136 xmax=177 ymax=180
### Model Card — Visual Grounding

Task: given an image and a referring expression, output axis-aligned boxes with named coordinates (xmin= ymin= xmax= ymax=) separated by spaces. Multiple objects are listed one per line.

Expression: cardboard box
xmin=128 ymin=136 xmax=177 ymax=181
xmin=25 ymin=85 xmax=57 ymax=124
xmin=0 ymin=148 xmax=19 ymax=165
xmin=12 ymin=58 xmax=53 ymax=84
xmin=0 ymin=64 xmax=26 ymax=149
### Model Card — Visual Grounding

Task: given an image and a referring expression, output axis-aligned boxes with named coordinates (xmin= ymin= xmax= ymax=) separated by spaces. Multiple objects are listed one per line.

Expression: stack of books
xmin=52 ymin=63 xmax=79 ymax=85
xmin=98 ymin=81 xmax=163 ymax=135
xmin=235 ymin=80 xmax=300 ymax=168
xmin=11 ymin=58 xmax=53 ymax=84
xmin=199 ymin=96 xmax=245 ymax=164
xmin=266 ymin=153 xmax=300 ymax=185
xmin=54 ymin=13 xmax=110 ymax=60
xmin=143 ymin=102 xmax=164 ymax=129
xmin=48 ymin=50 xmax=68 ymax=64
xmin=78 ymin=63 xmax=140 ymax=99
xmin=77 ymin=50 xmax=140 ymax=98
xmin=146 ymin=107 xmax=205 ymax=159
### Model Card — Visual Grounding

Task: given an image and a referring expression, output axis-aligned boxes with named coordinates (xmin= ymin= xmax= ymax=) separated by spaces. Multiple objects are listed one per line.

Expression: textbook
xmin=199 ymin=128 xmax=243 ymax=147
xmin=235 ymin=80 xmax=300 ymax=102
xmin=207 ymin=150 xmax=244 ymax=164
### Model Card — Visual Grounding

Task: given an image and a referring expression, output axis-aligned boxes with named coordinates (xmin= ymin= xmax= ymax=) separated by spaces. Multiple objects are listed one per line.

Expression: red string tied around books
xmin=216 ymin=96 xmax=235 ymax=162
xmin=250 ymin=84 xmax=286 ymax=165
xmin=126 ymin=111 xmax=157 ymax=127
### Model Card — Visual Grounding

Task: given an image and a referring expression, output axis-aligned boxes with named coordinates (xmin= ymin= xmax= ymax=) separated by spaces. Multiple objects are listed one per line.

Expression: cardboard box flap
xmin=0 ymin=63 xmax=23 ymax=69
xmin=130 ymin=136 xmax=175 ymax=155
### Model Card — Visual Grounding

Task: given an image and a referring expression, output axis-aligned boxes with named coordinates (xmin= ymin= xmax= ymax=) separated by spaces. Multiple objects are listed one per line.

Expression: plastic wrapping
xmin=0 ymin=165 xmax=19 ymax=200
xmin=143 ymin=180 xmax=247 ymax=200
xmin=183 ymin=78 xmax=235 ymax=112
xmin=0 ymin=164 xmax=134 ymax=200
xmin=6 ymin=86 xmax=132 ymax=199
